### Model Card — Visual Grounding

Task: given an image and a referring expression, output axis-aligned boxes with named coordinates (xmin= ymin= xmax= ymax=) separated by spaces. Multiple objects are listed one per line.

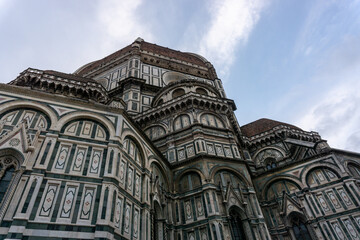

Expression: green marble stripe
xmin=304 ymin=195 xmax=316 ymax=217
xmin=130 ymin=202 xmax=134 ymax=239
xmin=39 ymin=140 xmax=51 ymax=165
xmin=349 ymin=215 xmax=360 ymax=236
xmin=338 ymin=218 xmax=352 ymax=240
xmin=51 ymin=181 xmax=66 ymax=222
xmin=212 ymin=192 xmax=219 ymax=212
xmin=21 ymin=180 xmax=37 ymax=214
xmin=269 ymin=208 xmax=277 ymax=227
xmin=343 ymin=184 xmax=359 ymax=207
xmin=100 ymin=148 xmax=108 ymax=177
xmin=82 ymin=146 xmax=93 ymax=176
xmin=312 ymin=194 xmax=326 ymax=216
xmin=92 ymin=185 xmax=103 ymax=225
xmin=34 ymin=138 xmax=45 ymax=164
xmin=333 ymin=187 xmax=347 ymax=210
xmin=322 ymin=223 xmax=334 ymax=240
xmin=121 ymin=151 xmax=143 ymax=169
xmin=11 ymin=109 xmax=24 ymax=125
xmin=349 ymin=184 xmax=360 ymax=204
xmin=181 ymin=200 xmax=186 ymax=223
xmin=29 ymin=112 xmax=40 ymax=129
xmin=102 ymin=177 xmax=141 ymax=205
xmin=264 ymin=209 xmax=273 ymax=228
xmin=35 ymin=171 xmax=103 ymax=184
xmin=26 ymin=222 xmax=94 ymax=232
xmin=75 ymin=121 xmax=83 ymax=136
xmin=202 ymin=194 xmax=208 ymax=218
xmin=120 ymin=196 xmax=127 ymax=235
xmin=47 ymin=141 xmax=60 ymax=171
xmin=0 ymin=220 xmax=11 ymax=227
xmin=323 ymin=190 xmax=336 ymax=213
xmin=30 ymin=179 xmax=48 ymax=220
xmin=110 ymin=190 xmax=116 ymax=222
xmin=308 ymin=195 xmax=320 ymax=215
xmin=71 ymin=183 xmax=84 ymax=224
xmin=307 ymin=178 xmax=344 ymax=191
xmin=101 ymin=187 xmax=109 ymax=219
xmin=59 ymin=135 xmax=108 ymax=145
xmin=12 ymin=177 xmax=30 ymax=219
xmin=191 ymin=197 xmax=197 ymax=221
xmin=308 ymin=207 xmax=360 ymax=224
xmin=91 ymin=123 xmax=98 ymax=139
xmin=65 ymin=144 xmax=77 ymax=174
xmin=1 ymin=125 xmax=12 ymax=130
xmin=207 ymin=223 xmax=213 ymax=240
xmin=108 ymin=150 xmax=114 ymax=174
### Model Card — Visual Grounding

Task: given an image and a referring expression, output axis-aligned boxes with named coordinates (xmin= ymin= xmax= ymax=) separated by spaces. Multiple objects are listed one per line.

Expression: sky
xmin=1 ymin=0 xmax=360 ymax=151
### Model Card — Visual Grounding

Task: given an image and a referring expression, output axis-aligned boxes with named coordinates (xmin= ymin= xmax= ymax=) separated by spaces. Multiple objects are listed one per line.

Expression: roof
xmin=140 ymin=41 xmax=207 ymax=67
xmin=240 ymin=118 xmax=302 ymax=138
xmin=43 ymin=70 xmax=97 ymax=83
xmin=74 ymin=38 xmax=209 ymax=76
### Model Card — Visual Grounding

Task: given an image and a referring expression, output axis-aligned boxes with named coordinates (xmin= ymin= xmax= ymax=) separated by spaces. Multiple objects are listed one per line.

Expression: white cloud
xmin=296 ymin=36 xmax=360 ymax=151
xmin=297 ymin=81 xmax=360 ymax=151
xmin=198 ymin=0 xmax=268 ymax=77
xmin=96 ymin=0 xmax=155 ymax=53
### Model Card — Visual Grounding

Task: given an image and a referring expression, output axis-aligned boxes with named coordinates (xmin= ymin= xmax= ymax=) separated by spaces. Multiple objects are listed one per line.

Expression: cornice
xmin=10 ymin=68 xmax=109 ymax=104
xmin=242 ymin=125 xmax=321 ymax=148
xmin=150 ymin=78 xmax=223 ymax=107
xmin=134 ymin=92 xmax=235 ymax=125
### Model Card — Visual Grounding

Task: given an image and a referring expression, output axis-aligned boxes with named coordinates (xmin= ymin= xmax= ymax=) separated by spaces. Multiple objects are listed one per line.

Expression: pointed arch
xmin=56 ymin=111 xmax=116 ymax=138
xmin=262 ymin=177 xmax=302 ymax=201
xmin=300 ymin=163 xmax=343 ymax=186
xmin=149 ymin=160 xmax=170 ymax=192
xmin=210 ymin=166 xmax=251 ymax=187
xmin=0 ymin=148 xmax=24 ymax=220
xmin=0 ymin=100 xmax=57 ymax=130
xmin=122 ymin=136 xmax=145 ymax=167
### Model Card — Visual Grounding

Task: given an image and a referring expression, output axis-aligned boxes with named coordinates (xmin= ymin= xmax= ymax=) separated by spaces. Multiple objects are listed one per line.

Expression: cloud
xmin=198 ymin=0 xmax=268 ymax=78
xmin=96 ymin=0 xmax=155 ymax=53
xmin=296 ymin=36 xmax=360 ymax=151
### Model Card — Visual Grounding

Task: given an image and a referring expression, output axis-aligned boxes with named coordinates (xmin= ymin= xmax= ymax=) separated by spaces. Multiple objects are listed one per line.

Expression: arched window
xmin=179 ymin=172 xmax=201 ymax=192
xmin=145 ymin=125 xmax=166 ymax=140
xmin=265 ymin=157 xmax=277 ymax=170
xmin=196 ymin=88 xmax=208 ymax=96
xmin=172 ymin=88 xmax=185 ymax=99
xmin=173 ymin=114 xmax=191 ymax=131
xmin=229 ymin=208 xmax=246 ymax=240
xmin=152 ymin=164 xmax=169 ymax=192
xmin=348 ymin=163 xmax=360 ymax=178
xmin=200 ymin=114 xmax=224 ymax=128
xmin=0 ymin=109 xmax=50 ymax=138
xmin=306 ymin=168 xmax=339 ymax=187
xmin=214 ymin=170 xmax=245 ymax=191
xmin=62 ymin=120 xmax=108 ymax=140
xmin=123 ymin=138 xmax=143 ymax=165
xmin=290 ymin=215 xmax=311 ymax=240
xmin=0 ymin=166 xmax=15 ymax=204
xmin=154 ymin=201 xmax=164 ymax=240
xmin=0 ymin=155 xmax=19 ymax=206
xmin=266 ymin=180 xmax=299 ymax=201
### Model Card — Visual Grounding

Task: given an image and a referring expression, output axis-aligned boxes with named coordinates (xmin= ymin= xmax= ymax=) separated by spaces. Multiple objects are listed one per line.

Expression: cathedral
xmin=0 ymin=37 xmax=360 ymax=240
